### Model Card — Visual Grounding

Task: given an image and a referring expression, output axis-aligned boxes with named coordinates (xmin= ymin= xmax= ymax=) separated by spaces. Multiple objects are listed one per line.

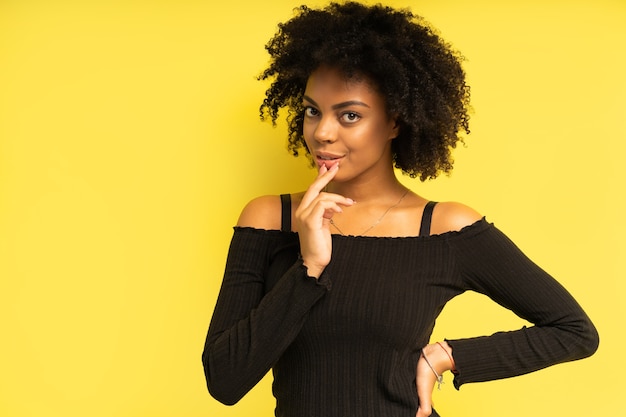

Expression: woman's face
xmin=302 ymin=66 xmax=398 ymax=183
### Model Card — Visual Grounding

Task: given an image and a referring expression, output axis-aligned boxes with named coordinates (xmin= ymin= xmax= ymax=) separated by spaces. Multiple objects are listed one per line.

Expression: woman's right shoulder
xmin=236 ymin=194 xmax=284 ymax=230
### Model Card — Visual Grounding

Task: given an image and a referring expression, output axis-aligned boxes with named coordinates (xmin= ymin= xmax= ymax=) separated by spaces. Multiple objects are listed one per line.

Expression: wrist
xmin=422 ymin=342 xmax=455 ymax=374
xmin=299 ymin=256 xmax=325 ymax=279
xmin=303 ymin=264 xmax=324 ymax=279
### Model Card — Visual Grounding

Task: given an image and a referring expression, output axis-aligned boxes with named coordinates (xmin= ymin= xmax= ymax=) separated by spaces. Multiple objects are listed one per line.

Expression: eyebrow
xmin=303 ymin=95 xmax=370 ymax=110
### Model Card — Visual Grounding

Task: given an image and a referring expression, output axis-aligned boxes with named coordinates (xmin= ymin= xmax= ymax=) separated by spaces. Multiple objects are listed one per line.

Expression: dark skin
xmin=237 ymin=66 xmax=482 ymax=417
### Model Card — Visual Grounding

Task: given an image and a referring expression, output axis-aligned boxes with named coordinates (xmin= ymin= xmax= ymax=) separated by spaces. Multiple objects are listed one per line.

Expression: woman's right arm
xmin=204 ymin=165 xmax=352 ymax=405
xmin=202 ymin=223 xmax=331 ymax=405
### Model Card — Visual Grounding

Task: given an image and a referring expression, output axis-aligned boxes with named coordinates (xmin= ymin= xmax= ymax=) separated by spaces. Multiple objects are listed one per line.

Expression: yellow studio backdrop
xmin=0 ymin=0 xmax=624 ymax=415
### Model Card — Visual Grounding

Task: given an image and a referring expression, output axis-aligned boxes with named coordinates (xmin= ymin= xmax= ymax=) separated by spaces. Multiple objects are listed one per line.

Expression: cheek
xmin=358 ymin=124 xmax=392 ymax=148
xmin=302 ymin=126 xmax=313 ymax=149
xmin=302 ymin=117 xmax=315 ymax=137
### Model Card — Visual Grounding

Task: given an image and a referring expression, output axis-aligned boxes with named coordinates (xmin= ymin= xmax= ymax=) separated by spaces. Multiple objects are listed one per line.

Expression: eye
xmin=304 ymin=106 xmax=319 ymax=117
xmin=340 ymin=112 xmax=361 ymax=124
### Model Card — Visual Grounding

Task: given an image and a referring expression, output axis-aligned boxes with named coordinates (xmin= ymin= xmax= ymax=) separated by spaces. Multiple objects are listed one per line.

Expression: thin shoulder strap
xmin=280 ymin=194 xmax=292 ymax=232
xmin=419 ymin=201 xmax=438 ymax=237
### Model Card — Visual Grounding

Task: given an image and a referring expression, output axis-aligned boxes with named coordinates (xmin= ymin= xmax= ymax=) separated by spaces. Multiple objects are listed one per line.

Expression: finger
xmin=309 ymin=163 xmax=339 ymax=196
xmin=416 ymin=358 xmax=435 ymax=417
xmin=299 ymin=167 xmax=354 ymax=210
xmin=300 ymin=163 xmax=340 ymax=208
xmin=302 ymin=198 xmax=345 ymax=227
xmin=416 ymin=408 xmax=431 ymax=417
xmin=299 ymin=193 xmax=355 ymax=225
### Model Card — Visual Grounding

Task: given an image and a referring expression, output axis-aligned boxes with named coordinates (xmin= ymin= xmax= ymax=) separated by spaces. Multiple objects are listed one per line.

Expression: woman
xmin=202 ymin=3 xmax=599 ymax=416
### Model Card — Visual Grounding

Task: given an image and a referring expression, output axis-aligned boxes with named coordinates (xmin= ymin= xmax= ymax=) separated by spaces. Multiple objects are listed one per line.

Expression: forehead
xmin=304 ymin=66 xmax=381 ymax=102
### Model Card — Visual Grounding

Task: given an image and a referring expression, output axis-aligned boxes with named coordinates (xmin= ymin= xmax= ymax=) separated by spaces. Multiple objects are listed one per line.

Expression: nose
xmin=313 ymin=115 xmax=337 ymax=143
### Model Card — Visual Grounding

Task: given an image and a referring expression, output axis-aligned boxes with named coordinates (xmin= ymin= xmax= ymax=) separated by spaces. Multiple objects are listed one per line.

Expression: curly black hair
xmin=259 ymin=2 xmax=471 ymax=181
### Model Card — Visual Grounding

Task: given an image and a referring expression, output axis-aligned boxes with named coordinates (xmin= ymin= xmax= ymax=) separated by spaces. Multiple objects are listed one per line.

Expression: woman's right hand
xmin=295 ymin=164 xmax=354 ymax=278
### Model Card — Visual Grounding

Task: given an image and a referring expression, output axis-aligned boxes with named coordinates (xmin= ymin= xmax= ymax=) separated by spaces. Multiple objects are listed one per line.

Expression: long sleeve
xmin=202 ymin=228 xmax=330 ymax=405
xmin=445 ymin=222 xmax=599 ymax=389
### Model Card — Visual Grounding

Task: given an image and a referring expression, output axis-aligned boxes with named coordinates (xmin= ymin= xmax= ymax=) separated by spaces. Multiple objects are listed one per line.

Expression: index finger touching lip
xmin=317 ymin=161 xmax=339 ymax=175
xmin=325 ymin=160 xmax=339 ymax=170
xmin=318 ymin=162 xmax=339 ymax=183
xmin=308 ymin=163 xmax=339 ymax=195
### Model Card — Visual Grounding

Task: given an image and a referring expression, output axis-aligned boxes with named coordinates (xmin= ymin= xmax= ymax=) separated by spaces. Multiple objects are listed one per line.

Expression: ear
xmin=388 ymin=116 xmax=401 ymax=140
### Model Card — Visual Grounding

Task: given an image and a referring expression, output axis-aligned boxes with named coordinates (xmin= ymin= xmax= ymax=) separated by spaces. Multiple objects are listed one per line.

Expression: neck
xmin=325 ymin=173 xmax=406 ymax=204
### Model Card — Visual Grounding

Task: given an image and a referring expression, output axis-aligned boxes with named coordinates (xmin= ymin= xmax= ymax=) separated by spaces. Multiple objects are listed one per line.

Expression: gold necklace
xmin=329 ymin=188 xmax=410 ymax=236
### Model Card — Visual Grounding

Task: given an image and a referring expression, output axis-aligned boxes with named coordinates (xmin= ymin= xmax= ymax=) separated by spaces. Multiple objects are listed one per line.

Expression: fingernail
xmin=347 ymin=198 xmax=355 ymax=204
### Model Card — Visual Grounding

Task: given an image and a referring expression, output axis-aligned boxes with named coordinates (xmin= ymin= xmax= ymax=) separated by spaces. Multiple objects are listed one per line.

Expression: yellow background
xmin=1 ymin=0 xmax=624 ymax=415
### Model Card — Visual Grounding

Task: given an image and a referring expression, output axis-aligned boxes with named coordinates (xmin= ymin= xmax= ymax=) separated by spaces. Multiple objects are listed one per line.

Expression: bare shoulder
xmin=236 ymin=195 xmax=283 ymax=230
xmin=430 ymin=201 xmax=483 ymax=235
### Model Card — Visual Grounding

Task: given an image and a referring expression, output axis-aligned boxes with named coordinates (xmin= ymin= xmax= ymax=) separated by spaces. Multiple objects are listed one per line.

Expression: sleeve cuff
xmin=296 ymin=255 xmax=332 ymax=291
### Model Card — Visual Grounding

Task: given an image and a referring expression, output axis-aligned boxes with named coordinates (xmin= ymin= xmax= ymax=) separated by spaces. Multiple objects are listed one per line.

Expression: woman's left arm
xmin=445 ymin=222 xmax=599 ymax=389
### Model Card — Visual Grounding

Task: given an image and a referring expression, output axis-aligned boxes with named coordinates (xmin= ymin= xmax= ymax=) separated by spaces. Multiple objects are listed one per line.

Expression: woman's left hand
xmin=415 ymin=352 xmax=436 ymax=417
xmin=415 ymin=342 xmax=455 ymax=417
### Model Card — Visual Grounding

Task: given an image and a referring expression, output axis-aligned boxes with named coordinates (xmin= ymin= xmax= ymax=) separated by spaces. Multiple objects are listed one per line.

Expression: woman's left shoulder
xmin=430 ymin=201 xmax=483 ymax=235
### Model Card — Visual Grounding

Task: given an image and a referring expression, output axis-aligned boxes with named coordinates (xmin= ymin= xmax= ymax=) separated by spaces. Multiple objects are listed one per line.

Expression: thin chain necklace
xmin=329 ymin=188 xmax=410 ymax=236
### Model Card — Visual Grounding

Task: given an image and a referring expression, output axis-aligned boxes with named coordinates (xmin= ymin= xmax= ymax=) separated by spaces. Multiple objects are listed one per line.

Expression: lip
xmin=314 ymin=152 xmax=345 ymax=167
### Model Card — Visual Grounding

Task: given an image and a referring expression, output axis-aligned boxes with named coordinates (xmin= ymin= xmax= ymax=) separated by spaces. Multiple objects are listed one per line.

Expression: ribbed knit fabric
xmin=203 ymin=219 xmax=598 ymax=416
